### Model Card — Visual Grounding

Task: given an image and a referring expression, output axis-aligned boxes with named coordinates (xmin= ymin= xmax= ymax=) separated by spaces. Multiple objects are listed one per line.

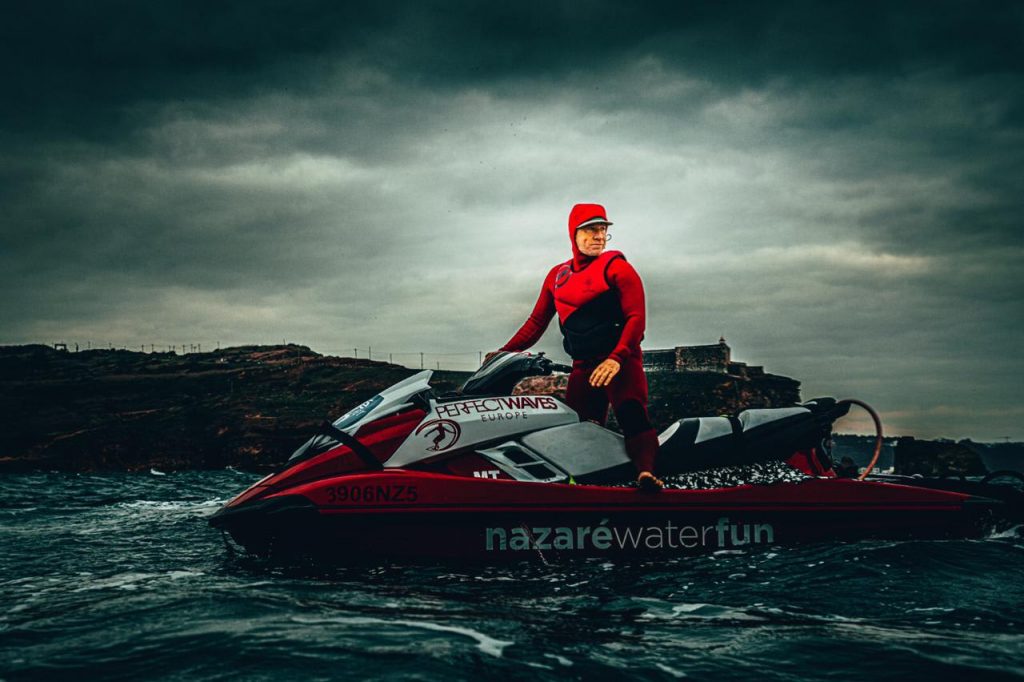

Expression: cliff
xmin=893 ymin=436 xmax=988 ymax=476
xmin=0 ymin=344 xmax=468 ymax=472
xmin=0 ymin=344 xmax=802 ymax=472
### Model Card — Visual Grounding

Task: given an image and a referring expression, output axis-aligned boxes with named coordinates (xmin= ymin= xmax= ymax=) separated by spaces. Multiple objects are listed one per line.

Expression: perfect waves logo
xmin=485 ymin=517 xmax=774 ymax=552
xmin=435 ymin=396 xmax=559 ymax=419
xmin=414 ymin=418 xmax=461 ymax=452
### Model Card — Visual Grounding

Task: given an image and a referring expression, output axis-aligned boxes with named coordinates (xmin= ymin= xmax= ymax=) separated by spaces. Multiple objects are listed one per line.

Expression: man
xmin=497 ymin=203 xmax=663 ymax=491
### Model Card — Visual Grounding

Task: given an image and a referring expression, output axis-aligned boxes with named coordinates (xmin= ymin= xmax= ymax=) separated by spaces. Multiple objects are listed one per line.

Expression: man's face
xmin=575 ymin=224 xmax=609 ymax=257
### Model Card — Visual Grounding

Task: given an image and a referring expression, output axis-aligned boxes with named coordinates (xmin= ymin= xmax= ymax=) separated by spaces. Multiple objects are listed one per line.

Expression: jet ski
xmin=209 ymin=351 xmax=1022 ymax=559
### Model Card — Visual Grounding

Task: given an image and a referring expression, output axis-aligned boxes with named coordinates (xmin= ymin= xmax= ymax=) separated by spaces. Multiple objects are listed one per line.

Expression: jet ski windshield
xmin=286 ymin=371 xmax=434 ymax=464
xmin=285 ymin=395 xmax=386 ymax=463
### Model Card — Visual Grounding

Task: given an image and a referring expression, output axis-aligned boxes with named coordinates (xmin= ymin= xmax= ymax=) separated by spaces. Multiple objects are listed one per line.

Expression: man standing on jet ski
xmin=496 ymin=203 xmax=663 ymax=491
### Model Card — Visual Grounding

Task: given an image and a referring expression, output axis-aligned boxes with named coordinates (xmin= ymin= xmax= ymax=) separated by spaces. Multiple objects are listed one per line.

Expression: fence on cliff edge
xmin=39 ymin=340 xmax=519 ymax=372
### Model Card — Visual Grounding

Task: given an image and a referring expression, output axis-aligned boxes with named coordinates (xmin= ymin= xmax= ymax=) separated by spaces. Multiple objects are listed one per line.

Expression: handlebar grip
xmin=551 ymin=363 xmax=573 ymax=373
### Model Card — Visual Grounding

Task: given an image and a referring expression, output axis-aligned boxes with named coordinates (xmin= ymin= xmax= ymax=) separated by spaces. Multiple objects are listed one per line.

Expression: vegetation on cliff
xmin=0 ymin=344 xmax=466 ymax=472
xmin=1 ymin=344 xmax=801 ymax=472
xmin=5 ymin=344 xmax=1009 ymax=474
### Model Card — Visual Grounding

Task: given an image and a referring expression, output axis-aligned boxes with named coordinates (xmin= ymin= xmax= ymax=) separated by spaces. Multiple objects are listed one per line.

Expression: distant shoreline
xmin=0 ymin=343 xmax=1017 ymax=475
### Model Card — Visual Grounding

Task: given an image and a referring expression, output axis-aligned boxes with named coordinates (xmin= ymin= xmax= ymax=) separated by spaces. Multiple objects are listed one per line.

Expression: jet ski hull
xmin=209 ymin=472 xmax=1002 ymax=560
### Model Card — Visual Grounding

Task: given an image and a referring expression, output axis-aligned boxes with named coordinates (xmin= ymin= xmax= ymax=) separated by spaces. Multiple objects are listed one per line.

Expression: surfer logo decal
xmin=415 ymin=419 xmax=462 ymax=452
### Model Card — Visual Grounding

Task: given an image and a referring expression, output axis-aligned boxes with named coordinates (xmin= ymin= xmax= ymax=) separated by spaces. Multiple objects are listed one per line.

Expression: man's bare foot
xmin=637 ymin=471 xmax=664 ymax=492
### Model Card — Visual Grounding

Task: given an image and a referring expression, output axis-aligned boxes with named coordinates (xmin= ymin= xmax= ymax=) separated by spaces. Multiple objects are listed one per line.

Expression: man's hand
xmin=589 ymin=358 xmax=621 ymax=387
xmin=483 ymin=351 xmax=500 ymax=364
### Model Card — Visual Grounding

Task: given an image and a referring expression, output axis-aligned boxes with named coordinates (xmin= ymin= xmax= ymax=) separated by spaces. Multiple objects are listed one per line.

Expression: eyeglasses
xmin=578 ymin=226 xmax=611 ymax=240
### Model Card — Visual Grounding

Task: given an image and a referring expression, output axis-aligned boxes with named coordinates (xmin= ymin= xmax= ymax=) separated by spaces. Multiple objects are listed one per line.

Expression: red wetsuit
xmin=500 ymin=205 xmax=659 ymax=474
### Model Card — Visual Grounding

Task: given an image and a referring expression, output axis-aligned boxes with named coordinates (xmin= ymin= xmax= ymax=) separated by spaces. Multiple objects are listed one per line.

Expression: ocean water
xmin=2 ymin=471 xmax=1023 ymax=681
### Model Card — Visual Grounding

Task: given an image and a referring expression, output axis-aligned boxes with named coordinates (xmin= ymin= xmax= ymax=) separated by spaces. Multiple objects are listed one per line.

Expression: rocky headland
xmin=0 ymin=345 xmax=467 ymax=472
xmin=0 ymin=344 xmax=1012 ymax=474
xmin=1 ymin=344 xmax=800 ymax=472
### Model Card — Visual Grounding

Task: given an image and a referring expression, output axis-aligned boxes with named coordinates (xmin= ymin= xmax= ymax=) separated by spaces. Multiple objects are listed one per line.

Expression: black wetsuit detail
xmin=559 ymin=290 xmax=626 ymax=360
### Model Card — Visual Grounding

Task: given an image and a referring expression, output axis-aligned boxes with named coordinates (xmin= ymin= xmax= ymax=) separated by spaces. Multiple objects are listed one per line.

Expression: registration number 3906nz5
xmin=324 ymin=484 xmax=419 ymax=504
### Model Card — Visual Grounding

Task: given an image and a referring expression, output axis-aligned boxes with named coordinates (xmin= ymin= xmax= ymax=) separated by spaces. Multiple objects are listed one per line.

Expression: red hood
xmin=567 ymin=203 xmax=612 ymax=269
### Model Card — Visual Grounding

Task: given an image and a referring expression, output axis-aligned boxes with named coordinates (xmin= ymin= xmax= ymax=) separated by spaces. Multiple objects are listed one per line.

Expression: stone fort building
xmin=642 ymin=338 xmax=766 ymax=379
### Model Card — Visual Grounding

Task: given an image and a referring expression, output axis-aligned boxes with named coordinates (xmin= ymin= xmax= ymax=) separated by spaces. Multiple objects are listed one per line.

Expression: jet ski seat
xmin=481 ymin=399 xmax=849 ymax=485
xmin=474 ymin=399 xmax=849 ymax=485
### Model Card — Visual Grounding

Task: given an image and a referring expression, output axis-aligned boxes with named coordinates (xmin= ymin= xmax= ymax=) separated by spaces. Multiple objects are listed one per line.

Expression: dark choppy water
xmin=2 ymin=471 xmax=1023 ymax=681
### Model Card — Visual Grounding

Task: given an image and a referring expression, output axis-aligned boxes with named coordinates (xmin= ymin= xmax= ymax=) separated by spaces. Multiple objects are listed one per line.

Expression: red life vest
xmin=552 ymin=250 xmax=627 ymax=360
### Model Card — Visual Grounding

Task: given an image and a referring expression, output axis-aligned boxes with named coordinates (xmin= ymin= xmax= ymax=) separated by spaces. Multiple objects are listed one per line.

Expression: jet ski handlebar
xmin=535 ymin=355 xmax=572 ymax=374
xmin=459 ymin=351 xmax=571 ymax=396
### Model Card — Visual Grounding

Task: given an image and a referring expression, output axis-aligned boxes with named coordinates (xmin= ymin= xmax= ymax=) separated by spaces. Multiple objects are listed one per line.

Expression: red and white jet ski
xmin=209 ymin=352 xmax=1020 ymax=560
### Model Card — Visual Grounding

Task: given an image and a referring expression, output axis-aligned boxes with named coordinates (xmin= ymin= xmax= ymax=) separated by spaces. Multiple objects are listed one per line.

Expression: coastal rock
xmin=893 ymin=436 xmax=987 ymax=476
xmin=3 ymin=344 xmax=988 ymax=474
xmin=0 ymin=344 xmax=466 ymax=472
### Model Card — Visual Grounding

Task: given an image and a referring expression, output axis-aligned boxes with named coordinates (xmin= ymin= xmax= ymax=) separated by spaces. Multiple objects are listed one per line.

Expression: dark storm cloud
xmin=4 ymin=1 xmax=1022 ymax=141
xmin=0 ymin=2 xmax=389 ymax=140
xmin=2 ymin=1 xmax=1023 ymax=439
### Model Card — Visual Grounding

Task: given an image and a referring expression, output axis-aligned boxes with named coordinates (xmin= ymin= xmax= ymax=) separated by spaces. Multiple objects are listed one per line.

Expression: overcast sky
xmin=2 ymin=1 xmax=1022 ymax=439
